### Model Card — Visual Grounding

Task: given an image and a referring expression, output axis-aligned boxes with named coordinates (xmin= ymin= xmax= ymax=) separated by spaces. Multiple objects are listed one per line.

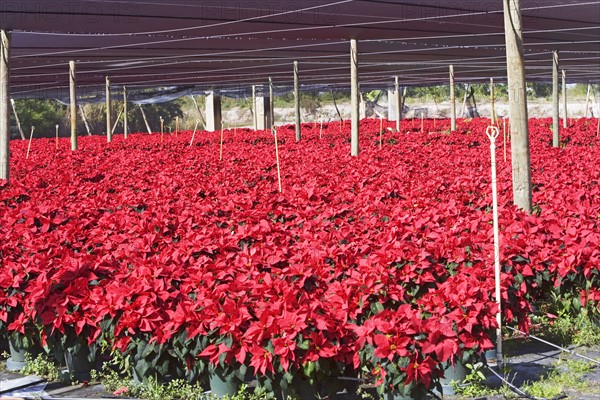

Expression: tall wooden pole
xmin=294 ymin=61 xmax=301 ymax=141
xmin=562 ymin=69 xmax=567 ymax=128
xmin=584 ymin=84 xmax=591 ymax=118
xmin=490 ymin=78 xmax=497 ymax=124
xmin=552 ymin=51 xmax=560 ymax=147
xmin=504 ymin=0 xmax=532 ymax=213
xmin=106 ymin=76 xmax=112 ymax=142
xmin=123 ymin=86 xmax=128 ymax=139
xmin=350 ymin=39 xmax=359 ymax=156
xmin=450 ymin=65 xmax=456 ymax=131
xmin=252 ymin=85 xmax=257 ymax=131
xmin=0 ymin=30 xmax=10 ymax=180
xmin=395 ymin=76 xmax=401 ymax=132
xmin=69 ymin=60 xmax=78 ymax=151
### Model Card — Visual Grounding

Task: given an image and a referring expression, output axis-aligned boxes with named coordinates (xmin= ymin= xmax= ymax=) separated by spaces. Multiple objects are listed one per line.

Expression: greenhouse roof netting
xmin=2 ymin=0 xmax=600 ymax=101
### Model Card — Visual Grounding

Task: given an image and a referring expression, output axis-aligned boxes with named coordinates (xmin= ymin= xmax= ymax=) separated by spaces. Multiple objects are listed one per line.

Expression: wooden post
xmin=504 ymin=0 xmax=532 ymax=214
xmin=395 ymin=76 xmax=401 ymax=132
xmin=9 ymin=99 xmax=24 ymax=140
xmin=350 ymin=38 xmax=359 ymax=156
xmin=69 ymin=60 xmax=78 ymax=151
xmin=137 ymin=106 xmax=150 ymax=134
xmin=55 ymin=125 xmax=59 ymax=149
xmin=562 ymin=69 xmax=567 ymax=128
xmin=450 ymin=65 xmax=456 ymax=131
xmin=106 ymin=76 xmax=112 ymax=142
xmin=175 ymin=116 xmax=179 ymax=137
xmin=584 ymin=84 xmax=591 ymax=118
xmin=78 ymin=105 xmax=92 ymax=136
xmin=0 ymin=30 xmax=9 ymax=180
xmin=294 ymin=61 xmax=301 ymax=141
xmin=123 ymin=86 xmax=128 ymax=139
xmin=490 ymin=78 xmax=497 ymax=125
xmin=552 ymin=51 xmax=560 ymax=147
xmin=252 ymin=85 xmax=257 ymax=130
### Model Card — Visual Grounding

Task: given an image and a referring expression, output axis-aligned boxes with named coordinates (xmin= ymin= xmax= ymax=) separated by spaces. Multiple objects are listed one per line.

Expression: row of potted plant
xmin=1 ymin=117 xmax=599 ymax=398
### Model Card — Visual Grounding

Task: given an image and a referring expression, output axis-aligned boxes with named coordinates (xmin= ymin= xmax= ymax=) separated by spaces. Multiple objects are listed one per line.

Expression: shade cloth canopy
xmin=2 ymin=0 xmax=599 ymax=100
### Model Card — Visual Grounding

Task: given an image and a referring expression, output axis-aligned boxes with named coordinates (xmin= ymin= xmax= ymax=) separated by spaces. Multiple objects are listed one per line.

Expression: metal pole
xmin=562 ymin=69 xmax=567 ymax=128
xmin=450 ymin=65 xmax=456 ymax=131
xmin=350 ymin=38 xmax=359 ymax=156
xmin=395 ymin=76 xmax=401 ymax=132
xmin=106 ymin=76 xmax=112 ymax=142
xmin=9 ymin=99 xmax=24 ymax=140
xmin=123 ymin=86 xmax=128 ymax=139
xmin=78 ymin=105 xmax=92 ymax=136
xmin=504 ymin=0 xmax=532 ymax=213
xmin=69 ymin=60 xmax=78 ymax=151
xmin=552 ymin=51 xmax=560 ymax=147
xmin=0 ymin=30 xmax=10 ymax=180
xmin=294 ymin=61 xmax=301 ymax=141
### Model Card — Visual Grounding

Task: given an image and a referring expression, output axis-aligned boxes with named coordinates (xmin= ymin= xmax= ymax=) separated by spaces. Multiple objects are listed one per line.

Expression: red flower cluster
xmin=0 ymin=117 xmax=598 ymax=392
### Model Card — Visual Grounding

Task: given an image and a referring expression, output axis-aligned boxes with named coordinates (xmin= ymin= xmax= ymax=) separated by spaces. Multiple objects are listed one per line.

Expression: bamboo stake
xmin=219 ymin=123 xmax=224 ymax=161
xmin=486 ymin=124 xmax=503 ymax=373
xmin=319 ymin=116 xmax=324 ymax=139
xmin=26 ymin=126 xmax=35 ymax=159
xmin=379 ymin=117 xmax=383 ymax=149
xmin=274 ymin=127 xmax=282 ymax=193
xmin=189 ymin=120 xmax=200 ymax=147
xmin=55 ymin=125 xmax=59 ymax=150
xmin=503 ymin=118 xmax=507 ymax=162
xmin=160 ymin=117 xmax=164 ymax=143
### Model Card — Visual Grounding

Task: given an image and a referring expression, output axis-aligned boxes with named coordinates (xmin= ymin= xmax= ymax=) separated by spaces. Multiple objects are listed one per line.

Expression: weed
xmin=21 ymin=353 xmax=62 ymax=382
xmin=521 ymin=356 xmax=595 ymax=398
